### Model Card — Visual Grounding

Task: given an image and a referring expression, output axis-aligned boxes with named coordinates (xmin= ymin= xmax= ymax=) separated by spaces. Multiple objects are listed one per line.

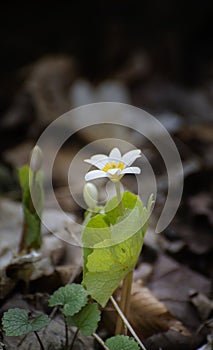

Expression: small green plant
xmin=18 ymin=145 xmax=44 ymax=253
xmin=2 ymin=308 xmax=49 ymax=350
xmin=83 ymin=147 xmax=153 ymax=339
xmin=1 ymin=285 xmax=141 ymax=350
xmin=48 ymin=284 xmax=140 ymax=350
xmin=48 ymin=284 xmax=101 ymax=349
xmin=1 ymin=147 xmax=151 ymax=350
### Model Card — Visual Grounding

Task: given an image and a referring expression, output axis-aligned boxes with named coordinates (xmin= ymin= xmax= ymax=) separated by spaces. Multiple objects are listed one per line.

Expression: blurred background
xmin=1 ymin=1 xmax=213 ymax=119
xmin=0 ymin=2 xmax=213 ymax=198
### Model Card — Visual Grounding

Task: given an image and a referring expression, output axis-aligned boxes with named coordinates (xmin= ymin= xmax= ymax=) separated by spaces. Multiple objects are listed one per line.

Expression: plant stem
xmin=18 ymin=222 xmax=27 ymax=252
xmin=115 ymin=181 xmax=124 ymax=216
xmin=64 ymin=316 xmax=69 ymax=348
xmin=115 ymin=270 xmax=133 ymax=335
xmin=114 ymin=181 xmax=133 ymax=334
xmin=69 ymin=328 xmax=79 ymax=350
xmin=19 ymin=171 xmax=36 ymax=253
xmin=93 ymin=333 xmax=110 ymax=350
xmin=34 ymin=331 xmax=45 ymax=350
xmin=110 ymin=296 xmax=147 ymax=350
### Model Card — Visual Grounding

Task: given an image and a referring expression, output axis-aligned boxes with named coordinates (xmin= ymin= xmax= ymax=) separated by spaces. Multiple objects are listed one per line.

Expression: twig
xmin=110 ymin=296 xmax=147 ymax=350
xmin=93 ymin=333 xmax=110 ymax=350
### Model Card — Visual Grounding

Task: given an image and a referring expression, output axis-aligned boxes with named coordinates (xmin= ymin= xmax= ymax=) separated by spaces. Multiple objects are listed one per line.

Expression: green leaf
xmin=105 ymin=335 xmax=140 ymax=350
xmin=82 ymin=213 xmax=111 ymax=248
xmin=2 ymin=308 xmax=50 ymax=336
xmin=82 ymin=192 xmax=153 ymax=306
xmin=83 ymin=231 xmax=142 ymax=307
xmin=82 ymin=213 xmax=111 ymax=278
xmin=18 ymin=165 xmax=44 ymax=250
xmin=66 ymin=302 xmax=101 ymax=336
xmin=48 ymin=284 xmax=89 ymax=316
xmin=30 ymin=314 xmax=50 ymax=331
xmin=104 ymin=191 xmax=141 ymax=225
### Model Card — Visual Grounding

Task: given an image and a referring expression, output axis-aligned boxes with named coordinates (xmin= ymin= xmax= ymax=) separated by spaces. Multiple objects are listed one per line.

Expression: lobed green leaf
xmin=2 ymin=308 xmax=50 ymax=336
xmin=105 ymin=335 xmax=140 ymax=350
xmin=48 ymin=284 xmax=89 ymax=316
xmin=66 ymin=302 xmax=101 ymax=336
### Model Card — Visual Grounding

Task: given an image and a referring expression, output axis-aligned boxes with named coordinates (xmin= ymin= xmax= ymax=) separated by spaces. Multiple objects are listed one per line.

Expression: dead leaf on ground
xmin=103 ymin=280 xmax=190 ymax=342
xmin=129 ymin=280 xmax=190 ymax=339
xmin=0 ymin=199 xmax=82 ymax=299
xmin=148 ymin=255 xmax=211 ymax=330
xmin=189 ymin=290 xmax=213 ymax=321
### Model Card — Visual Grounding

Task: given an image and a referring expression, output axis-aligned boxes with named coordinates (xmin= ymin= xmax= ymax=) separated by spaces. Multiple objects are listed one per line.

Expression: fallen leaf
xmin=0 ymin=199 xmax=80 ymax=299
xmin=103 ymin=280 xmax=190 ymax=340
xmin=129 ymin=281 xmax=190 ymax=339
xmin=189 ymin=290 xmax=213 ymax=321
xmin=148 ymin=255 xmax=211 ymax=331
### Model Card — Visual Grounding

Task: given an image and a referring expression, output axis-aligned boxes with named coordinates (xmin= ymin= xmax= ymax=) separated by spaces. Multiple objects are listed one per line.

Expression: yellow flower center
xmin=102 ymin=161 xmax=125 ymax=172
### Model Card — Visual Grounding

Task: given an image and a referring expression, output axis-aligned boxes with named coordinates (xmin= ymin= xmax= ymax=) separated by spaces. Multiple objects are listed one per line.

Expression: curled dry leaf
xmin=129 ymin=280 xmax=191 ymax=340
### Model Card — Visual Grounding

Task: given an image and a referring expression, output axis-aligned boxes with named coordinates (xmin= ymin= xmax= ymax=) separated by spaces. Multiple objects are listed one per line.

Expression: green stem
xmin=18 ymin=222 xmax=27 ymax=253
xmin=110 ymin=296 xmax=147 ymax=350
xmin=115 ymin=181 xmax=124 ymax=216
xmin=34 ymin=331 xmax=45 ymax=350
xmin=19 ymin=170 xmax=36 ymax=253
xmin=114 ymin=181 xmax=133 ymax=335
xmin=69 ymin=328 xmax=79 ymax=350
xmin=115 ymin=271 xmax=133 ymax=335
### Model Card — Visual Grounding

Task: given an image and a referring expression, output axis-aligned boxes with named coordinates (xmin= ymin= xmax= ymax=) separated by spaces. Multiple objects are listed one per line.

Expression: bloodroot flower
xmin=84 ymin=147 xmax=141 ymax=182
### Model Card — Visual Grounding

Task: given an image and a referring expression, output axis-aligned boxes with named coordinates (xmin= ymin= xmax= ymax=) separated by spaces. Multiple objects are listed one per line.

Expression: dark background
xmin=1 ymin=1 xmax=213 ymax=92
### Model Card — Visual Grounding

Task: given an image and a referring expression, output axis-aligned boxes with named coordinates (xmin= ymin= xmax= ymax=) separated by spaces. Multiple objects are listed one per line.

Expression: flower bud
xmin=83 ymin=182 xmax=98 ymax=209
xmin=30 ymin=145 xmax=43 ymax=173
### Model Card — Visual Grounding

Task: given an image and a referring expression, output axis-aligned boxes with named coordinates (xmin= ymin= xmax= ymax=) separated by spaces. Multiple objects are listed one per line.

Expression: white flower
xmin=83 ymin=182 xmax=98 ymax=209
xmin=84 ymin=147 xmax=141 ymax=182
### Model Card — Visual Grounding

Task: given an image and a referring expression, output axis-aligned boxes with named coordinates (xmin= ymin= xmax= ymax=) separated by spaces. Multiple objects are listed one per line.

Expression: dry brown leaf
xmin=0 ymin=199 xmax=79 ymax=299
xmin=189 ymin=290 xmax=213 ymax=321
xmin=103 ymin=280 xmax=190 ymax=340
xmin=129 ymin=280 xmax=190 ymax=340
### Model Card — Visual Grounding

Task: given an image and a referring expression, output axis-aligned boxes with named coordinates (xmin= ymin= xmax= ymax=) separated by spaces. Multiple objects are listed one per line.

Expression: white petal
xmin=84 ymin=158 xmax=109 ymax=169
xmin=109 ymin=148 xmax=121 ymax=160
xmin=122 ymin=149 xmax=141 ymax=166
xmin=85 ymin=170 xmax=107 ymax=181
xmin=121 ymin=166 xmax=141 ymax=175
xmin=90 ymin=154 xmax=108 ymax=162
xmin=84 ymin=154 xmax=108 ymax=169
xmin=107 ymin=168 xmax=122 ymax=175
